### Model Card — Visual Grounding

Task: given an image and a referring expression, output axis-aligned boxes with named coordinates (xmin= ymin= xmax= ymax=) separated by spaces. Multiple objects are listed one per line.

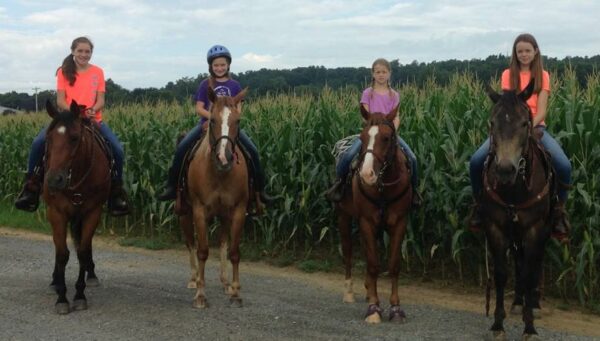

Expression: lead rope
xmin=485 ymin=237 xmax=492 ymax=317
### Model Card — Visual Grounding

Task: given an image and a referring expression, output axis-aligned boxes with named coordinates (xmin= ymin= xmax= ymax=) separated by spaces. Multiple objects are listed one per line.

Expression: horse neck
xmin=69 ymin=125 xmax=108 ymax=189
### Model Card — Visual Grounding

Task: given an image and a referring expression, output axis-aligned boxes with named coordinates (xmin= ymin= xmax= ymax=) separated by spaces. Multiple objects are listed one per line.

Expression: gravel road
xmin=0 ymin=229 xmax=597 ymax=341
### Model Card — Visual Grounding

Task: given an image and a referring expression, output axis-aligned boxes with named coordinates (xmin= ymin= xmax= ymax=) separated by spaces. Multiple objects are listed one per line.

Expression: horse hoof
xmin=86 ymin=277 xmax=100 ymax=287
xmin=343 ymin=293 xmax=355 ymax=303
xmin=388 ymin=305 xmax=406 ymax=323
xmin=229 ymin=297 xmax=243 ymax=308
xmin=522 ymin=333 xmax=541 ymax=341
xmin=55 ymin=302 xmax=70 ymax=315
xmin=47 ymin=285 xmax=57 ymax=295
xmin=225 ymin=286 xmax=234 ymax=295
xmin=510 ymin=304 xmax=523 ymax=315
xmin=490 ymin=330 xmax=507 ymax=341
xmin=364 ymin=304 xmax=382 ymax=324
xmin=532 ymin=308 xmax=542 ymax=319
xmin=72 ymin=299 xmax=88 ymax=311
xmin=187 ymin=281 xmax=197 ymax=289
xmin=193 ymin=298 xmax=208 ymax=309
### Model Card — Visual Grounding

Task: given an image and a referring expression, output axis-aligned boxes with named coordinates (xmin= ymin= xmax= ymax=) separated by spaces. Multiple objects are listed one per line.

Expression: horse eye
xmin=522 ymin=122 xmax=529 ymax=128
xmin=70 ymin=135 xmax=79 ymax=144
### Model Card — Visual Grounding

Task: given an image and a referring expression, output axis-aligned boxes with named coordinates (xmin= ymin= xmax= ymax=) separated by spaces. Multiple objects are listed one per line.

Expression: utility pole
xmin=32 ymin=87 xmax=40 ymax=112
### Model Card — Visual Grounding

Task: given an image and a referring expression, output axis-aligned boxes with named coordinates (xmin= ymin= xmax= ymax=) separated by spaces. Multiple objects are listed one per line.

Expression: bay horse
xmin=43 ymin=100 xmax=111 ymax=314
xmin=334 ymin=105 xmax=412 ymax=323
xmin=481 ymin=81 xmax=553 ymax=340
xmin=181 ymin=87 xmax=249 ymax=308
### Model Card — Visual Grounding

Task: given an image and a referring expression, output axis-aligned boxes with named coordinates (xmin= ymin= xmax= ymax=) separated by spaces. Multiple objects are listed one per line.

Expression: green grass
xmin=0 ymin=200 xmax=50 ymax=233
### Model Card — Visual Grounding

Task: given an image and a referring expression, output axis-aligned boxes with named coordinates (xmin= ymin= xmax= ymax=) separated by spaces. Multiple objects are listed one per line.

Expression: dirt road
xmin=1 ymin=227 xmax=598 ymax=340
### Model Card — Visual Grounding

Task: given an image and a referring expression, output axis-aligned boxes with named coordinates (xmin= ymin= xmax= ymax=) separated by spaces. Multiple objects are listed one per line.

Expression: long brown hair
xmin=508 ymin=33 xmax=543 ymax=93
xmin=57 ymin=36 xmax=94 ymax=86
xmin=370 ymin=58 xmax=394 ymax=99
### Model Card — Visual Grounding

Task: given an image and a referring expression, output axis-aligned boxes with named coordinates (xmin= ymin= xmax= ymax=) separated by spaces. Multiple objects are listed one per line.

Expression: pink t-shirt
xmin=57 ymin=64 xmax=106 ymax=123
xmin=360 ymin=88 xmax=400 ymax=115
xmin=501 ymin=69 xmax=550 ymax=125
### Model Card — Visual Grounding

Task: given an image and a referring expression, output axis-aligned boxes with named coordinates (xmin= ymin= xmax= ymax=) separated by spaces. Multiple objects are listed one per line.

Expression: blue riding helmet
xmin=207 ymin=45 xmax=232 ymax=64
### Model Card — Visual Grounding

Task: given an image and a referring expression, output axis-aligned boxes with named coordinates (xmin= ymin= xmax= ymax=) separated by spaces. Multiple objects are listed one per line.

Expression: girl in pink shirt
xmin=326 ymin=58 xmax=420 ymax=206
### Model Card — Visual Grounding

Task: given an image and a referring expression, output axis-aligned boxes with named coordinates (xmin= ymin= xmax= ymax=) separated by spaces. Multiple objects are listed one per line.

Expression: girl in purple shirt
xmin=326 ymin=58 xmax=420 ymax=206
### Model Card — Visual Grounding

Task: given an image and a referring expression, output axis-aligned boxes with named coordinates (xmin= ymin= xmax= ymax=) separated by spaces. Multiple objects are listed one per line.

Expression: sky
xmin=1 ymin=0 xmax=599 ymax=94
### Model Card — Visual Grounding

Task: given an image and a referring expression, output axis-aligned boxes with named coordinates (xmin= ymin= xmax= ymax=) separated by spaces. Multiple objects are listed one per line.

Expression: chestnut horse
xmin=481 ymin=82 xmax=553 ymax=340
xmin=181 ymin=87 xmax=249 ymax=308
xmin=43 ymin=100 xmax=111 ymax=314
xmin=334 ymin=105 xmax=412 ymax=323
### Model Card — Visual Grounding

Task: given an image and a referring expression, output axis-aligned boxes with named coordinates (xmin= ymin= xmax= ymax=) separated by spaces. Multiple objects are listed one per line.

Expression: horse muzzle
xmin=47 ymin=169 xmax=69 ymax=191
xmin=495 ymin=159 xmax=518 ymax=185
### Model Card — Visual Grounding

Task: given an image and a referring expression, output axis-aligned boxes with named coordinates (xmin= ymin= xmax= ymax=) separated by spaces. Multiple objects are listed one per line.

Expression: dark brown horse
xmin=334 ymin=105 xmax=412 ymax=323
xmin=481 ymin=82 xmax=553 ymax=340
xmin=180 ymin=88 xmax=249 ymax=308
xmin=43 ymin=100 xmax=111 ymax=314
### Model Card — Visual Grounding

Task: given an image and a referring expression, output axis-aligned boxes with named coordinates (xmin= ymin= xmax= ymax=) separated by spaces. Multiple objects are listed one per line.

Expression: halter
xmin=483 ymin=100 xmax=552 ymax=223
xmin=356 ymin=119 xmax=411 ymax=212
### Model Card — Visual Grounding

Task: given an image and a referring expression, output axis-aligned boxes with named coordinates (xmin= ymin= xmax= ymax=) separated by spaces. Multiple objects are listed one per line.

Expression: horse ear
xmin=485 ymin=84 xmax=501 ymax=103
xmin=69 ymin=100 xmax=80 ymax=116
xmin=233 ymin=87 xmax=248 ymax=104
xmin=46 ymin=99 xmax=58 ymax=118
xmin=208 ymin=87 xmax=216 ymax=103
xmin=387 ymin=105 xmax=399 ymax=122
xmin=360 ymin=103 xmax=370 ymax=120
xmin=519 ymin=79 xmax=535 ymax=102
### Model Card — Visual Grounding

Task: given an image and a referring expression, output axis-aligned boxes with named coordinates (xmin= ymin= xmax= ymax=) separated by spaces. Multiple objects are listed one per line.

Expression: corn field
xmin=1 ymin=70 xmax=598 ymax=308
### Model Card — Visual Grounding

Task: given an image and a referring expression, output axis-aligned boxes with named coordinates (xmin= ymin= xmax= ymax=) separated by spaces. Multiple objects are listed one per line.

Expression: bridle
xmin=207 ymin=108 xmax=240 ymax=168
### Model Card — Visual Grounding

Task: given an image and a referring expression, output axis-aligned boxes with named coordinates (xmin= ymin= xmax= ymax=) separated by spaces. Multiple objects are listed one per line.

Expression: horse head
xmin=486 ymin=81 xmax=534 ymax=185
xmin=45 ymin=100 xmax=86 ymax=191
xmin=357 ymin=104 xmax=399 ymax=186
xmin=207 ymin=87 xmax=248 ymax=173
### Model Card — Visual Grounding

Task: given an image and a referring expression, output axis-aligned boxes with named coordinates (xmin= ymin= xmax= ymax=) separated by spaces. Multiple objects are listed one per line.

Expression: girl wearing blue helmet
xmin=157 ymin=45 xmax=272 ymax=204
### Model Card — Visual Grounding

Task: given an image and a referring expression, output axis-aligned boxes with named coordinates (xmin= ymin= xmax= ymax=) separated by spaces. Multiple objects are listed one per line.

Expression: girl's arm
xmin=361 ymin=103 xmax=369 ymax=124
xmin=533 ymin=90 xmax=549 ymax=126
xmin=56 ymin=90 xmax=68 ymax=111
xmin=195 ymin=101 xmax=211 ymax=119
xmin=86 ymin=91 xmax=105 ymax=118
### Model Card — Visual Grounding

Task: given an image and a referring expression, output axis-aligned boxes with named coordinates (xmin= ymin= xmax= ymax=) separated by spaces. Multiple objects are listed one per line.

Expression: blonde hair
xmin=370 ymin=58 xmax=394 ymax=99
xmin=508 ymin=33 xmax=544 ymax=93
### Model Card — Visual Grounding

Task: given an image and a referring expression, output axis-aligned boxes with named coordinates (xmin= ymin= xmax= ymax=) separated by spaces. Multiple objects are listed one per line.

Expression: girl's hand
xmin=85 ymin=108 xmax=96 ymax=118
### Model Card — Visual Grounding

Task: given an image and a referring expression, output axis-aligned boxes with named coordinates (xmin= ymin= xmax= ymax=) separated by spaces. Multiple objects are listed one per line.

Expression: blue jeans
xmin=336 ymin=136 xmax=419 ymax=188
xmin=28 ymin=122 xmax=125 ymax=181
xmin=469 ymin=127 xmax=571 ymax=200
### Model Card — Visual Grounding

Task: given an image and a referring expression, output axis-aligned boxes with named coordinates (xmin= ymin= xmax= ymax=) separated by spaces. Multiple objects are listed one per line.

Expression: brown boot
xmin=551 ymin=201 xmax=570 ymax=243
xmin=15 ymin=173 xmax=42 ymax=212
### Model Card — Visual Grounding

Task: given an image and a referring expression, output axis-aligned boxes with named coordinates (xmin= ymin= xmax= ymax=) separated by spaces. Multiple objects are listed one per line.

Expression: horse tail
xmin=70 ymin=217 xmax=83 ymax=248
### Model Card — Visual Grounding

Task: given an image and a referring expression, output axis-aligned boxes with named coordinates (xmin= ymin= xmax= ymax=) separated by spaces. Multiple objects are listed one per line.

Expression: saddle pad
xmin=332 ymin=134 xmax=359 ymax=165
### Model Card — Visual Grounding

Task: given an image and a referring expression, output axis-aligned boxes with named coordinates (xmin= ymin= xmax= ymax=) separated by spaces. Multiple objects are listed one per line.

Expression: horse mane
xmin=48 ymin=110 xmax=79 ymax=131
xmin=365 ymin=113 xmax=393 ymax=128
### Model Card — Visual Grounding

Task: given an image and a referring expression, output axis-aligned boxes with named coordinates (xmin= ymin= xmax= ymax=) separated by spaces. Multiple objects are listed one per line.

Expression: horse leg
xmin=521 ymin=238 xmax=545 ymax=338
xmin=72 ymin=208 xmax=102 ymax=311
xmin=192 ymin=207 xmax=209 ymax=308
xmin=359 ymin=218 xmax=381 ymax=324
xmin=387 ymin=216 xmax=408 ymax=323
xmin=47 ymin=208 xmax=70 ymax=314
xmin=510 ymin=246 xmax=524 ymax=315
xmin=228 ymin=207 xmax=246 ymax=307
xmin=219 ymin=226 xmax=231 ymax=295
xmin=86 ymin=239 xmax=99 ymax=287
xmin=487 ymin=230 xmax=509 ymax=339
xmin=180 ymin=213 xmax=198 ymax=289
xmin=338 ymin=209 xmax=355 ymax=303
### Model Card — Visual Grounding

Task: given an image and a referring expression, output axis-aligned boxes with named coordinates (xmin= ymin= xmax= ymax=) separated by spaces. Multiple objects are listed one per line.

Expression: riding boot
xmin=156 ymin=167 xmax=178 ymax=201
xmin=325 ymin=176 xmax=346 ymax=202
xmin=551 ymin=201 xmax=571 ymax=242
xmin=468 ymin=199 xmax=483 ymax=232
xmin=108 ymin=179 xmax=131 ymax=216
xmin=15 ymin=173 xmax=42 ymax=212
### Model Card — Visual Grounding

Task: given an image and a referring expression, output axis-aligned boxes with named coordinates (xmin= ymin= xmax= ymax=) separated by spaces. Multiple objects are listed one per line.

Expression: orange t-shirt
xmin=501 ymin=69 xmax=550 ymax=125
xmin=57 ymin=64 xmax=105 ymax=123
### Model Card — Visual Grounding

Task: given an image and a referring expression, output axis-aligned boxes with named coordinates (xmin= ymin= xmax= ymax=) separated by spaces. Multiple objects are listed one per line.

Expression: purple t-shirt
xmin=194 ymin=78 xmax=242 ymax=123
xmin=360 ymin=88 xmax=400 ymax=114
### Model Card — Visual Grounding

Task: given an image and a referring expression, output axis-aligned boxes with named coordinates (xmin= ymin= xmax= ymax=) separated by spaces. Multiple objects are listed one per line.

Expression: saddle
xmin=85 ymin=119 xmax=115 ymax=176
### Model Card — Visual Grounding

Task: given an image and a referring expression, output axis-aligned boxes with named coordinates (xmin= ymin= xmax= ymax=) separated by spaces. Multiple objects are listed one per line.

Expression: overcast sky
xmin=1 ymin=0 xmax=598 ymax=94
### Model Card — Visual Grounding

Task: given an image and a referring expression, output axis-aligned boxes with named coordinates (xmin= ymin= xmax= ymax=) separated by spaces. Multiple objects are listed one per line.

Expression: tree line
xmin=2 ymin=54 xmax=599 ymax=112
